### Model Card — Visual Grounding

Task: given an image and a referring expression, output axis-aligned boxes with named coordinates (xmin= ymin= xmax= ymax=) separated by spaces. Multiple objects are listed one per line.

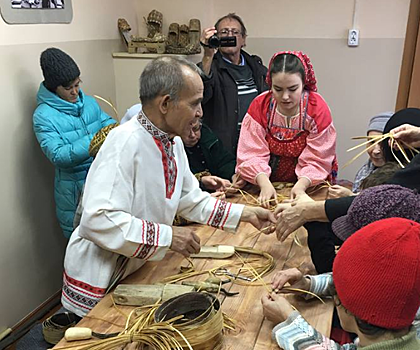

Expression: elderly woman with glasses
xmin=183 ymin=118 xmax=239 ymax=195
xmin=198 ymin=13 xmax=268 ymax=156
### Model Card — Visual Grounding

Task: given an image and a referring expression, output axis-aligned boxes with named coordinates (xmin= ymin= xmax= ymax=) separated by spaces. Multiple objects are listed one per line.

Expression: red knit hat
xmin=333 ymin=217 xmax=420 ymax=330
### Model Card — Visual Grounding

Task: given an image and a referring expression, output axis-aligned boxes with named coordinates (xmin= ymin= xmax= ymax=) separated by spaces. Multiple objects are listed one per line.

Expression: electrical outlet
xmin=348 ymin=29 xmax=359 ymax=47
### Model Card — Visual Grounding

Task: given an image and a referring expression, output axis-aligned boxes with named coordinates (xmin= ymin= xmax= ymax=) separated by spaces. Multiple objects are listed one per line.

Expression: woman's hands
xmin=259 ymin=184 xmax=278 ymax=208
xmin=240 ymin=206 xmax=276 ymax=232
xmin=290 ymin=178 xmax=311 ymax=199
xmin=256 ymin=174 xmax=278 ymax=208
xmin=201 ymin=175 xmax=231 ymax=192
xmin=261 ymin=268 xmax=311 ymax=325
xmin=327 ymin=185 xmax=354 ymax=199
xmin=231 ymin=173 xmax=247 ymax=189
xmin=273 ymin=196 xmax=328 ymax=242
xmin=390 ymin=124 xmax=420 ymax=148
xmin=261 ymin=293 xmax=295 ymax=325
xmin=271 ymin=268 xmax=310 ymax=291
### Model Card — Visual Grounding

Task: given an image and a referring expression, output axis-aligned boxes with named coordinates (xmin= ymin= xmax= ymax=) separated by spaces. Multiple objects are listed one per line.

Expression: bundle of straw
xmin=160 ymin=246 xmax=275 ymax=286
xmin=344 ymin=132 xmax=419 ymax=169
xmin=237 ymin=188 xmax=287 ymax=211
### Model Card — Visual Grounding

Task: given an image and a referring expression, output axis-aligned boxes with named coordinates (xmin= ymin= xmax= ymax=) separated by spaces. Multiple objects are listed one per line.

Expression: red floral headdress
xmin=266 ymin=50 xmax=317 ymax=92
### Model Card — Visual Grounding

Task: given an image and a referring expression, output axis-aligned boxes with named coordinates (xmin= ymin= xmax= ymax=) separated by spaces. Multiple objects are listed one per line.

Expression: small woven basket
xmin=89 ymin=123 xmax=119 ymax=158
xmin=42 ymin=312 xmax=79 ymax=345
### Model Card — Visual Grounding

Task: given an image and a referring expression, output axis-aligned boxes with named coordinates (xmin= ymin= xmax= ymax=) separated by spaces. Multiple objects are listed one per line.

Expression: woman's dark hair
xmin=359 ymin=161 xmax=400 ymax=190
xmin=338 ymin=301 xmax=389 ymax=336
xmin=355 ymin=317 xmax=388 ymax=336
xmin=60 ymin=78 xmax=80 ymax=89
xmin=269 ymin=54 xmax=305 ymax=84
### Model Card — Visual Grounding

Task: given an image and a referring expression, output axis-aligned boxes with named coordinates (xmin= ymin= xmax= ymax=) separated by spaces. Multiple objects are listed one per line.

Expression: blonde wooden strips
xmin=52 ymin=299 xmax=226 ymax=350
xmin=93 ymin=95 xmax=118 ymax=118
xmin=160 ymin=246 xmax=275 ymax=288
xmin=344 ymin=132 xmax=417 ymax=169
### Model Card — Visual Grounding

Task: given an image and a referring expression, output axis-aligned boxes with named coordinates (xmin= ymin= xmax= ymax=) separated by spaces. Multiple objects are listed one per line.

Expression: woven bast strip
xmin=155 ymin=292 xmax=224 ymax=350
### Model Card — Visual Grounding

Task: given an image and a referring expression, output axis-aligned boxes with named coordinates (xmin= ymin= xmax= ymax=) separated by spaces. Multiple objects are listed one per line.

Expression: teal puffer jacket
xmin=33 ymin=83 xmax=116 ymax=238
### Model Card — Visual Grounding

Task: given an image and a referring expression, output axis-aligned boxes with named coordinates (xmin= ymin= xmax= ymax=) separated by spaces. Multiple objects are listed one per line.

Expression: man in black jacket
xmin=199 ymin=13 xmax=268 ymax=155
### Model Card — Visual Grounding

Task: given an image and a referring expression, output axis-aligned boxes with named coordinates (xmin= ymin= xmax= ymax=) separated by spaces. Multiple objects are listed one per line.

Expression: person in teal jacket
xmin=33 ymin=48 xmax=116 ymax=238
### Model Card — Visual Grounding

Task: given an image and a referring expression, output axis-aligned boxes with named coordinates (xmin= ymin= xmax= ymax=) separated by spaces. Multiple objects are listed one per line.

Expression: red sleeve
xmin=306 ymin=92 xmax=332 ymax=133
xmin=246 ymin=91 xmax=272 ymax=128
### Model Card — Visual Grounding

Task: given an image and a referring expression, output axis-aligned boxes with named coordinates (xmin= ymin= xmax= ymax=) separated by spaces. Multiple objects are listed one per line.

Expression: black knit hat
xmin=40 ymin=48 xmax=80 ymax=91
xmin=381 ymin=108 xmax=420 ymax=163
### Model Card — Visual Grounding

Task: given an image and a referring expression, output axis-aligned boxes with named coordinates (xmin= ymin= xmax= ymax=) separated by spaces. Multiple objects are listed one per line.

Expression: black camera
xmin=207 ymin=35 xmax=237 ymax=49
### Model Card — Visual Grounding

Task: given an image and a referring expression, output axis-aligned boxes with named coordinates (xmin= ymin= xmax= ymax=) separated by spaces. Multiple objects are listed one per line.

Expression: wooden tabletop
xmin=53 ymin=187 xmax=333 ymax=350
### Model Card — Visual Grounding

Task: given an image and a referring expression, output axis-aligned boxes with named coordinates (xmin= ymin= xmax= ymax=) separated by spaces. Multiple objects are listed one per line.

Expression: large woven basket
xmin=154 ymin=292 xmax=223 ymax=350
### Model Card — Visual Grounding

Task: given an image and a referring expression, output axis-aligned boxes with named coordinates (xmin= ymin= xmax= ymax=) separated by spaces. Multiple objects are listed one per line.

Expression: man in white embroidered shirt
xmin=62 ymin=56 xmax=276 ymax=317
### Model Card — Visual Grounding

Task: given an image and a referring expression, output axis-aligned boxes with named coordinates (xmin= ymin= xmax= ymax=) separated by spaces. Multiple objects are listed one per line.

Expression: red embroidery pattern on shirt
xmin=62 ymin=271 xmax=106 ymax=311
xmin=133 ymin=220 xmax=159 ymax=260
xmin=154 ymin=139 xmax=177 ymax=199
xmin=207 ymin=200 xmax=228 ymax=228
xmin=138 ymin=112 xmax=177 ymax=199
xmin=220 ymin=202 xmax=232 ymax=230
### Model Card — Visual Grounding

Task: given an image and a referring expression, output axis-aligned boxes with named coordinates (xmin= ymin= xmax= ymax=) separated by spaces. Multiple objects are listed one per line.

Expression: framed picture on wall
xmin=0 ymin=0 xmax=72 ymax=24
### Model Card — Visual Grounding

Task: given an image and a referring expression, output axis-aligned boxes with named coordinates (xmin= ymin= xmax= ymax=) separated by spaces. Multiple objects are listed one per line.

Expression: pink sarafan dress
xmin=236 ymin=90 xmax=338 ymax=185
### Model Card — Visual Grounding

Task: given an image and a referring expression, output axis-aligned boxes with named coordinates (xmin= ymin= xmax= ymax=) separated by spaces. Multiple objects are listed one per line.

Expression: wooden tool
xmin=190 ymin=245 xmax=235 ymax=259
xmin=113 ymin=284 xmax=194 ymax=306
xmin=182 ymin=281 xmax=239 ymax=296
xmin=64 ymin=327 xmax=120 ymax=342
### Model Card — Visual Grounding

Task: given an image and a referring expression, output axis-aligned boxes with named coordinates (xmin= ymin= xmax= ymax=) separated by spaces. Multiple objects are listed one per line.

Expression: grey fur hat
xmin=367 ymin=112 xmax=393 ymax=134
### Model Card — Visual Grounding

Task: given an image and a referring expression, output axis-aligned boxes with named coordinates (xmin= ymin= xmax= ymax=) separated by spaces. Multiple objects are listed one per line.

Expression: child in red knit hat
xmin=262 ymin=217 xmax=420 ymax=349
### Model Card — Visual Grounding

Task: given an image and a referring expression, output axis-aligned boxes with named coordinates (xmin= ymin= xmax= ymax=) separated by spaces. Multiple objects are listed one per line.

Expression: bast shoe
xmin=42 ymin=312 xmax=80 ymax=344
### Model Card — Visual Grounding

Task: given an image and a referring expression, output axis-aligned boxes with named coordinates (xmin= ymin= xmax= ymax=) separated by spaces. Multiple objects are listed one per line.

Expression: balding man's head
xmin=139 ymin=56 xmax=203 ymax=107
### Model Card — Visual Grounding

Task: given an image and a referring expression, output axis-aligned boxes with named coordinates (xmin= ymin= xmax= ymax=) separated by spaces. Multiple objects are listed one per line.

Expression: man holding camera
xmin=199 ymin=13 xmax=268 ymax=155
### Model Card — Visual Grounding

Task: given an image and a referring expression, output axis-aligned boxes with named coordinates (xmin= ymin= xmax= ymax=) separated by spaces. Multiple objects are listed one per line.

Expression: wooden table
xmin=53 ymin=188 xmax=333 ymax=350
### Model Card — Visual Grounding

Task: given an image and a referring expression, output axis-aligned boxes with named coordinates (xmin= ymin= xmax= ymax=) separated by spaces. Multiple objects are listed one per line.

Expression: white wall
xmin=0 ymin=0 xmax=138 ymax=331
xmin=132 ymin=0 xmax=410 ymax=179
xmin=0 ymin=0 xmax=410 ymax=333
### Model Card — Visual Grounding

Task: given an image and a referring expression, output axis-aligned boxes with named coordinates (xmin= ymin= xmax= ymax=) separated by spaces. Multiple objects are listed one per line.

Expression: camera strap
xmin=200 ymin=41 xmax=212 ymax=48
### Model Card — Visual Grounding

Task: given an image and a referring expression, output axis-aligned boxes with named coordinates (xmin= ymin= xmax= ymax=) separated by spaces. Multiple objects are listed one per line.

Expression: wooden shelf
xmin=112 ymin=52 xmax=186 ymax=59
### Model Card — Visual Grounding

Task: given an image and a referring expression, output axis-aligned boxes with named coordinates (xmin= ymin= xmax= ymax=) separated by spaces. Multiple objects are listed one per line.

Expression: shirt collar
xmin=138 ymin=109 xmax=172 ymax=143
xmin=222 ymin=53 xmax=245 ymax=66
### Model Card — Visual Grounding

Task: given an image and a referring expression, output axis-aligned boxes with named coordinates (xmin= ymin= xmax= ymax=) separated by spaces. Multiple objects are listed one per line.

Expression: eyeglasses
xmin=191 ymin=121 xmax=203 ymax=133
xmin=333 ymin=296 xmax=342 ymax=308
xmin=219 ymin=28 xmax=242 ymax=37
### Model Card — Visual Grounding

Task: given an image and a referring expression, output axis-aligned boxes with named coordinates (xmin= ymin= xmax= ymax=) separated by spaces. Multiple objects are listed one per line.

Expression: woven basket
xmin=89 ymin=123 xmax=119 ymax=158
xmin=42 ymin=312 xmax=79 ymax=345
xmin=155 ymin=292 xmax=224 ymax=350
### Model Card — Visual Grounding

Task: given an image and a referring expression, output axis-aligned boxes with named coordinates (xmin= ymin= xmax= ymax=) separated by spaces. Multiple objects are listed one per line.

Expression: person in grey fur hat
xmin=328 ymin=111 xmax=393 ymax=198
xmin=33 ymin=47 xmax=116 ymax=238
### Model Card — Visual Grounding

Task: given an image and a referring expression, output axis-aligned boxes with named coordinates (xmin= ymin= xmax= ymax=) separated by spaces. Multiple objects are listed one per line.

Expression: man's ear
xmin=158 ymin=94 xmax=172 ymax=115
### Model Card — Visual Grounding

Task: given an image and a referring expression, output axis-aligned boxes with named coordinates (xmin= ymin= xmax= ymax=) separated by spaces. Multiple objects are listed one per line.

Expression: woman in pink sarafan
xmin=236 ymin=51 xmax=338 ymax=207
